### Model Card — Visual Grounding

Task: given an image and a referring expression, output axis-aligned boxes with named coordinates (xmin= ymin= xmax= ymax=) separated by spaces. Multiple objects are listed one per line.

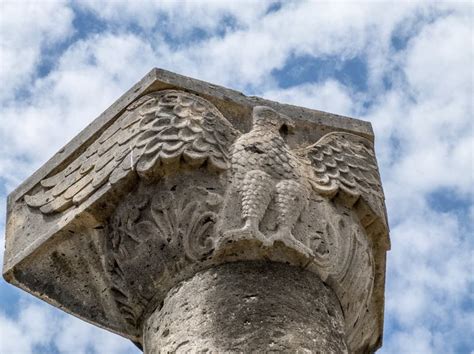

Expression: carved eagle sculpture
xmin=25 ymin=90 xmax=383 ymax=258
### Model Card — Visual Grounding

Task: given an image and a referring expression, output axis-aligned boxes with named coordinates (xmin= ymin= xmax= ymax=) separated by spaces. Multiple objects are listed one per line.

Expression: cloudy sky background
xmin=0 ymin=1 xmax=472 ymax=353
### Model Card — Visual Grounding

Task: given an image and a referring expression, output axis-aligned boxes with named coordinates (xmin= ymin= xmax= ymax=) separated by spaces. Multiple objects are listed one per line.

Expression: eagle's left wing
xmin=296 ymin=132 xmax=386 ymax=224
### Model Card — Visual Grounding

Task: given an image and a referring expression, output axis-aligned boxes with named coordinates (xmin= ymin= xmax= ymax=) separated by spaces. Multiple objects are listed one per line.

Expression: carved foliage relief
xmin=104 ymin=176 xmax=223 ymax=330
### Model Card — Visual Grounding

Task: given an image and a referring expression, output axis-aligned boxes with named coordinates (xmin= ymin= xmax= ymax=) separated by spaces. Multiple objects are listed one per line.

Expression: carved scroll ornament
xmin=24 ymin=90 xmax=387 ymax=351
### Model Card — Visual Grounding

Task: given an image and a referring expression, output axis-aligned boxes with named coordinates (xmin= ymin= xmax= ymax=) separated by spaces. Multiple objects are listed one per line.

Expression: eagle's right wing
xmin=25 ymin=90 xmax=240 ymax=214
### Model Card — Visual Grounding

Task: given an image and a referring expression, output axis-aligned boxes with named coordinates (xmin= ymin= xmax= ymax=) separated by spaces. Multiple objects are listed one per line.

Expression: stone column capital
xmin=3 ymin=69 xmax=389 ymax=353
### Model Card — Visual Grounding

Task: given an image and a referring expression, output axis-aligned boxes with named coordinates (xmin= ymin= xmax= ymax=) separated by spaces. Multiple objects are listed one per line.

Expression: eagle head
xmin=252 ymin=106 xmax=295 ymax=134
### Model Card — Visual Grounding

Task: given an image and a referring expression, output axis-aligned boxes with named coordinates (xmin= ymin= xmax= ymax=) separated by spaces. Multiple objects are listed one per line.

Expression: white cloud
xmin=0 ymin=0 xmax=74 ymax=102
xmin=0 ymin=302 xmax=58 ymax=354
xmin=0 ymin=301 xmax=137 ymax=354
xmin=404 ymin=12 xmax=473 ymax=102
xmin=384 ymin=327 xmax=434 ymax=354
xmin=89 ymin=0 xmax=423 ymax=91
xmin=1 ymin=0 xmax=469 ymax=108
xmin=77 ymin=0 xmax=273 ymax=34
xmin=263 ymin=79 xmax=357 ymax=117
xmin=366 ymin=11 xmax=473 ymax=206
xmin=364 ymin=13 xmax=473 ymax=351
xmin=384 ymin=206 xmax=473 ymax=352
xmin=55 ymin=315 xmax=136 ymax=354
xmin=0 ymin=315 xmax=33 ymax=354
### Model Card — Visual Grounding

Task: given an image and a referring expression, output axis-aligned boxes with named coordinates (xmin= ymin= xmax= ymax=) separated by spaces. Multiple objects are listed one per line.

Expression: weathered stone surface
xmin=3 ymin=69 xmax=390 ymax=352
xmin=144 ymin=261 xmax=348 ymax=353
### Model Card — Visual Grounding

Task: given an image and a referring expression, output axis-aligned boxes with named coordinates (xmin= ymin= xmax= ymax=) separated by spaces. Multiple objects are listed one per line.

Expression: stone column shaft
xmin=144 ymin=262 xmax=347 ymax=353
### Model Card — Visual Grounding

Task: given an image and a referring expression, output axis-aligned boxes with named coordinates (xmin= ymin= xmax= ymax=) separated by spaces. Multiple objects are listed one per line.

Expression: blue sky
xmin=0 ymin=1 xmax=473 ymax=353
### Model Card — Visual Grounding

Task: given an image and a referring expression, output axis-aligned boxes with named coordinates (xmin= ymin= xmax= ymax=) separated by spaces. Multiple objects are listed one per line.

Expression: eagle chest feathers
xmin=231 ymin=128 xmax=300 ymax=184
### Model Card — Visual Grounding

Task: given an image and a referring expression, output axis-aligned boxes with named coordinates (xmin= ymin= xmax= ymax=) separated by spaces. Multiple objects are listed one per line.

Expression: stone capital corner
xmin=4 ymin=68 xmax=390 ymax=353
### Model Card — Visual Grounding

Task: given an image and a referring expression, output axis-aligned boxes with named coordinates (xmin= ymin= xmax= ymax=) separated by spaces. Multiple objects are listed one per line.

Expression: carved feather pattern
xmin=25 ymin=90 xmax=239 ymax=214
xmin=297 ymin=132 xmax=385 ymax=220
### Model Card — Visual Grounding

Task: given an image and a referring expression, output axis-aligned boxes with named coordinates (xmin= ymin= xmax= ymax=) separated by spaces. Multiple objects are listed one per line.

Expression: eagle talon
xmin=218 ymin=222 xmax=270 ymax=250
xmin=269 ymin=229 xmax=314 ymax=258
